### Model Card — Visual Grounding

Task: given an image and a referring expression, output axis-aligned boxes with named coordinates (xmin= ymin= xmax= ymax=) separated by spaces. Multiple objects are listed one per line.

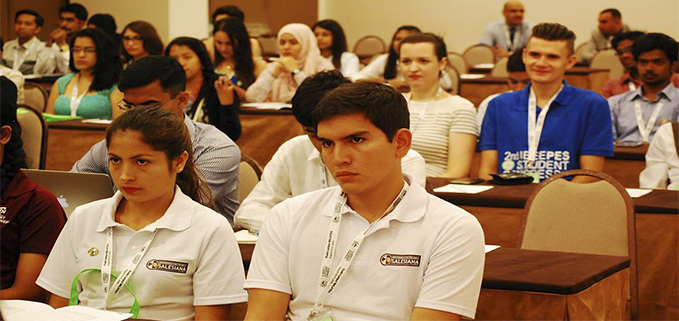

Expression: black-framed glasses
xmin=117 ymin=98 xmax=173 ymax=111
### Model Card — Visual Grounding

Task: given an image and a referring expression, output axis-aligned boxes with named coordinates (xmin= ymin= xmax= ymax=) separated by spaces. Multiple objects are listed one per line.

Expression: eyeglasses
xmin=122 ymin=36 xmax=143 ymax=43
xmin=117 ymin=98 xmax=174 ymax=111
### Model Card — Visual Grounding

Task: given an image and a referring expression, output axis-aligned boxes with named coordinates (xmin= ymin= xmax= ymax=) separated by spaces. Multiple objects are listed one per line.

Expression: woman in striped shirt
xmin=399 ymin=33 xmax=478 ymax=178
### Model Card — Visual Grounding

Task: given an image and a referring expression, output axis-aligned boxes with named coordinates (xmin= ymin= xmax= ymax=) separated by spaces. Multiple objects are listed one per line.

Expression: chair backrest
xmin=490 ymin=57 xmax=509 ymax=77
xmin=447 ymin=52 xmax=468 ymax=74
xmin=590 ymin=49 xmax=625 ymax=80
xmin=238 ymin=154 xmax=263 ymax=203
xmin=23 ymin=83 xmax=48 ymax=112
xmin=518 ymin=169 xmax=638 ymax=319
xmin=442 ymin=65 xmax=461 ymax=95
xmin=257 ymin=35 xmax=278 ymax=59
xmin=574 ymin=42 xmax=588 ymax=61
xmin=462 ymin=44 xmax=495 ymax=67
xmin=353 ymin=35 xmax=386 ymax=58
xmin=16 ymin=104 xmax=48 ymax=169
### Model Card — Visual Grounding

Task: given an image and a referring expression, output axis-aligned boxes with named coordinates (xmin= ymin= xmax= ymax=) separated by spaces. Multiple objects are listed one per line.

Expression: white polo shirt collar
xmin=96 ymin=186 xmax=194 ymax=232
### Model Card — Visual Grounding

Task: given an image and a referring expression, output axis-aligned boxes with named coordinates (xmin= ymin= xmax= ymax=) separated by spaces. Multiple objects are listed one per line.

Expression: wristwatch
xmin=291 ymin=68 xmax=301 ymax=76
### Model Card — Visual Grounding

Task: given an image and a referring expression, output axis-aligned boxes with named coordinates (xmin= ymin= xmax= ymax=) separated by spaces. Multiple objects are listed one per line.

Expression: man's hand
xmin=492 ymin=45 xmax=511 ymax=58
xmin=49 ymin=28 xmax=68 ymax=46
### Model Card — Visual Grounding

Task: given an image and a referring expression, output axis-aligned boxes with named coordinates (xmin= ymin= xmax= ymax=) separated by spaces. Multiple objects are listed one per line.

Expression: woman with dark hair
xmin=45 ymin=28 xmax=123 ymax=120
xmin=87 ymin=14 xmax=118 ymax=39
xmin=121 ymin=21 xmax=163 ymax=66
xmin=353 ymin=25 xmax=420 ymax=86
xmin=312 ymin=19 xmax=359 ymax=78
xmin=166 ymin=37 xmax=242 ymax=141
xmin=1 ymin=77 xmax=66 ymax=301
xmin=37 ymin=105 xmax=247 ymax=320
xmin=212 ymin=17 xmax=266 ymax=100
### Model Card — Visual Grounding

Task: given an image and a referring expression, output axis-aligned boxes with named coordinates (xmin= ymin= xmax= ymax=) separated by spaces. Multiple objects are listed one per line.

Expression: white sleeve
xmin=36 ymin=209 xmax=80 ymax=298
xmin=340 ymin=52 xmax=360 ymax=79
xmin=402 ymin=149 xmax=427 ymax=188
xmin=352 ymin=54 xmax=387 ymax=81
xmin=415 ymin=214 xmax=485 ymax=319
xmin=640 ymin=123 xmax=673 ymax=188
xmin=245 ymin=63 xmax=276 ymax=102
xmin=234 ymin=143 xmax=294 ymax=232
xmin=34 ymin=45 xmax=58 ymax=75
xmin=477 ymin=94 xmax=499 ymax=130
xmin=3 ymin=68 xmax=25 ymax=104
xmin=243 ymin=202 xmax=292 ymax=294
xmin=193 ymin=217 xmax=248 ymax=305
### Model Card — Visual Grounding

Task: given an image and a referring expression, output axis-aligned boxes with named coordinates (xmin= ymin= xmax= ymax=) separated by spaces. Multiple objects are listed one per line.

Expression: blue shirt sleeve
xmin=581 ymin=95 xmax=615 ymax=156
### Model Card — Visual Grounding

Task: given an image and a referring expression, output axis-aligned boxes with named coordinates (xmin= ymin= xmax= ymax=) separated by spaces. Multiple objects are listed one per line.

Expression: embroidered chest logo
xmin=380 ymin=253 xmax=421 ymax=267
xmin=0 ymin=207 xmax=8 ymax=224
xmin=146 ymin=259 xmax=189 ymax=274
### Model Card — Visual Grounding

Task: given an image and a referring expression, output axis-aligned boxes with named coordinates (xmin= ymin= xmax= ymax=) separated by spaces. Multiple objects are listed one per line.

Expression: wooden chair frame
xmin=17 ymin=104 xmax=48 ymax=169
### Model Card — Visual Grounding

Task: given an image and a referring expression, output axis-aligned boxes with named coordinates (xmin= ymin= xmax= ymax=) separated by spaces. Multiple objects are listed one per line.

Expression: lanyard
xmin=70 ymin=268 xmax=141 ymax=319
xmin=628 ymin=82 xmax=636 ymax=91
xmin=527 ymin=85 xmax=563 ymax=167
xmin=69 ymin=74 xmax=88 ymax=116
xmin=309 ymin=182 xmax=409 ymax=320
xmin=504 ymin=25 xmax=517 ymax=51
xmin=102 ymin=227 xmax=158 ymax=309
xmin=634 ymin=98 xmax=665 ymax=142
xmin=12 ymin=40 xmax=37 ymax=71
xmin=319 ymin=164 xmax=329 ymax=189
xmin=408 ymin=87 xmax=442 ymax=133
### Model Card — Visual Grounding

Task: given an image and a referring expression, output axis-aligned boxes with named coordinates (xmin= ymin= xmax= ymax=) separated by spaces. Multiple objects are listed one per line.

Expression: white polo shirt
xmin=245 ymin=175 xmax=485 ymax=320
xmin=37 ymin=187 xmax=248 ymax=321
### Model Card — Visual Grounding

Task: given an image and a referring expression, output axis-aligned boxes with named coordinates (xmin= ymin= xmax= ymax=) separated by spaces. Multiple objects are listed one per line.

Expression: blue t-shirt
xmin=479 ymin=82 xmax=614 ymax=181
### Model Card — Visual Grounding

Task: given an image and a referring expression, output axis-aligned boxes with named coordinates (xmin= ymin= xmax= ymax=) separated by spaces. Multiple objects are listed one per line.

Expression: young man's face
xmin=615 ymin=39 xmax=636 ymax=71
xmin=58 ymin=12 xmax=85 ymax=36
xmin=14 ymin=13 xmax=41 ymax=40
xmin=637 ymin=49 xmax=676 ymax=88
xmin=523 ymin=37 xmax=576 ymax=87
xmin=317 ymin=113 xmax=408 ymax=197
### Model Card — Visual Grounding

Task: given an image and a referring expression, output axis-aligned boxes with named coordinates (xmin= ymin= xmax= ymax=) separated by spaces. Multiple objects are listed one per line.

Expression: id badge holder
xmin=308 ymin=309 xmax=335 ymax=321
xmin=526 ymin=172 xmax=540 ymax=183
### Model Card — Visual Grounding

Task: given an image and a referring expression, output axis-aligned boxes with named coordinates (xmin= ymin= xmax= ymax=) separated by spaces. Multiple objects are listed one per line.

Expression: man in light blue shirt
xmin=479 ymin=1 xmax=534 ymax=59
xmin=608 ymin=33 xmax=679 ymax=143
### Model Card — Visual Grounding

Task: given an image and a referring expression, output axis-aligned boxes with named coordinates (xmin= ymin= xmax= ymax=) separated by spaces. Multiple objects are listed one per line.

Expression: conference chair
xmin=591 ymin=49 xmax=625 ymax=80
xmin=518 ymin=170 xmax=639 ymax=320
xmin=23 ymin=83 xmax=49 ymax=112
xmin=490 ymin=57 xmax=508 ymax=77
xmin=257 ymin=35 xmax=279 ymax=60
xmin=462 ymin=44 xmax=495 ymax=67
xmin=574 ymin=42 xmax=588 ymax=62
xmin=353 ymin=35 xmax=387 ymax=66
xmin=447 ymin=52 xmax=468 ymax=74
xmin=238 ymin=154 xmax=263 ymax=203
xmin=17 ymin=104 xmax=48 ymax=169
xmin=442 ymin=65 xmax=461 ymax=95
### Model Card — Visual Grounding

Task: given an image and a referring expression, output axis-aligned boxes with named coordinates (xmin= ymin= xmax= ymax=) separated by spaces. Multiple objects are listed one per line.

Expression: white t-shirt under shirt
xmin=245 ymin=175 xmax=485 ymax=320
xmin=37 ymin=187 xmax=247 ymax=321
xmin=407 ymin=95 xmax=478 ymax=176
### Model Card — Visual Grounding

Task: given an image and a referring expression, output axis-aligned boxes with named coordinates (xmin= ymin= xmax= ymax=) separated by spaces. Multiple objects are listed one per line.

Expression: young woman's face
xmin=392 ymin=29 xmax=416 ymax=54
xmin=213 ymin=30 xmax=234 ymax=60
xmin=108 ymin=130 xmax=184 ymax=205
xmin=72 ymin=36 xmax=97 ymax=71
xmin=123 ymin=29 xmax=148 ymax=59
xmin=278 ymin=33 xmax=302 ymax=59
xmin=399 ymin=42 xmax=445 ymax=90
xmin=314 ymin=26 xmax=333 ymax=51
xmin=168 ymin=45 xmax=203 ymax=81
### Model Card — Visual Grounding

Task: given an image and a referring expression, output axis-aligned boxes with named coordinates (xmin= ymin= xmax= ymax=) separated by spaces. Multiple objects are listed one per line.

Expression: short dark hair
xmin=507 ymin=49 xmax=525 ymax=72
xmin=118 ymin=56 xmax=186 ymax=97
xmin=121 ymin=21 xmax=164 ymax=62
xmin=632 ymin=33 xmax=678 ymax=63
xmin=212 ymin=5 xmax=244 ymax=23
xmin=59 ymin=3 xmax=88 ymax=21
xmin=68 ymin=29 xmax=122 ymax=91
xmin=611 ymin=31 xmax=645 ymax=50
xmin=291 ymin=70 xmax=351 ymax=127
xmin=88 ymin=14 xmax=117 ymax=38
xmin=530 ymin=23 xmax=576 ymax=55
xmin=15 ymin=9 xmax=44 ymax=27
xmin=314 ymin=82 xmax=409 ymax=141
xmin=600 ymin=8 xmax=621 ymax=20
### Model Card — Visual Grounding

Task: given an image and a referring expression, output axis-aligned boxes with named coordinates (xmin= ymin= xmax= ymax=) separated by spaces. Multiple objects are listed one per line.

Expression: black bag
xmin=490 ymin=173 xmax=535 ymax=185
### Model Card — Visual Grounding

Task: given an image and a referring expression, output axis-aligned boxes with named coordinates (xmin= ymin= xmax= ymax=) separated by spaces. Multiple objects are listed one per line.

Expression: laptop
xmin=22 ymin=169 xmax=115 ymax=217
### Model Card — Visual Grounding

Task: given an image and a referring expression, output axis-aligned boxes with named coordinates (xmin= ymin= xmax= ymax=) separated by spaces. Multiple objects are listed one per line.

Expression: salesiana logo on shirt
xmin=146 ymin=259 xmax=189 ymax=274
xmin=501 ymin=150 xmax=571 ymax=180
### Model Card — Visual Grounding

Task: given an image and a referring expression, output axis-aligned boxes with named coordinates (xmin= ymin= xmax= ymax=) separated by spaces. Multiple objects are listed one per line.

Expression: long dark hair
xmin=121 ymin=21 xmax=164 ymax=62
xmin=1 ymin=77 xmax=27 ymax=191
xmin=384 ymin=25 xmax=421 ymax=80
xmin=105 ymin=106 xmax=213 ymax=207
xmin=165 ymin=37 xmax=216 ymax=115
xmin=312 ymin=19 xmax=348 ymax=70
xmin=68 ymin=28 xmax=122 ymax=92
xmin=212 ymin=17 xmax=255 ymax=88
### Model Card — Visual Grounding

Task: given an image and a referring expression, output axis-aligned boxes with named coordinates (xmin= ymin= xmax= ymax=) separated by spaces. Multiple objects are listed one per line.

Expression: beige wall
xmin=78 ymin=0 xmax=171 ymax=43
xmin=319 ymin=0 xmax=679 ymax=54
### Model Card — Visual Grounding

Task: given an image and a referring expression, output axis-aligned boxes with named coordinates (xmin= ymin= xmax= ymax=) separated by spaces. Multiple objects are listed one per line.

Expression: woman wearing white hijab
xmin=246 ymin=23 xmax=334 ymax=103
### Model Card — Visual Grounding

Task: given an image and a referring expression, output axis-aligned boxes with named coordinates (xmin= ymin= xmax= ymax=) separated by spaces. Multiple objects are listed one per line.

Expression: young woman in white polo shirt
xmin=400 ymin=33 xmax=478 ymax=178
xmin=37 ymin=106 xmax=247 ymax=320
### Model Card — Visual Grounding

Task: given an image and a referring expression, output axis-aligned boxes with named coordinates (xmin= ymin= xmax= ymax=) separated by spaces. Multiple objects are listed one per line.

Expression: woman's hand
xmin=214 ymin=76 xmax=236 ymax=105
xmin=278 ymin=56 xmax=300 ymax=74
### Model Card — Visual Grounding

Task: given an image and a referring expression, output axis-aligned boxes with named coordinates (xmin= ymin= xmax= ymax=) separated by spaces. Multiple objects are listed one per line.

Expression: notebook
xmin=22 ymin=169 xmax=114 ymax=217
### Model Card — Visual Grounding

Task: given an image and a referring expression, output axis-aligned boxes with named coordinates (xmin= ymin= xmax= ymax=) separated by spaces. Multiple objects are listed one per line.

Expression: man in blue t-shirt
xmin=479 ymin=23 xmax=614 ymax=182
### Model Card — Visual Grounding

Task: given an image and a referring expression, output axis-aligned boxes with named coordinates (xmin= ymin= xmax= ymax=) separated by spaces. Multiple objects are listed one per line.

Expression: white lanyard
xmin=69 ymin=75 xmax=87 ymax=116
xmin=319 ymin=164 xmax=329 ymax=189
xmin=309 ymin=183 xmax=409 ymax=320
xmin=12 ymin=40 xmax=37 ymax=71
xmin=527 ymin=85 xmax=563 ymax=167
xmin=101 ymin=227 xmax=158 ymax=308
xmin=628 ymin=82 xmax=636 ymax=91
xmin=408 ymin=87 xmax=442 ymax=132
xmin=504 ymin=26 xmax=516 ymax=51
xmin=634 ymin=98 xmax=665 ymax=142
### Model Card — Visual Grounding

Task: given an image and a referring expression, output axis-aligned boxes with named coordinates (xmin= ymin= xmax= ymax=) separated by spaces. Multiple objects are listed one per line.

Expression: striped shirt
xmin=408 ymin=95 xmax=478 ymax=176
xmin=71 ymin=116 xmax=241 ymax=222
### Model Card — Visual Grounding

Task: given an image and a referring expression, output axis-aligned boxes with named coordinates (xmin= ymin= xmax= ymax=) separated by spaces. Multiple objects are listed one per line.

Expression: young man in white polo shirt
xmin=244 ymin=82 xmax=485 ymax=320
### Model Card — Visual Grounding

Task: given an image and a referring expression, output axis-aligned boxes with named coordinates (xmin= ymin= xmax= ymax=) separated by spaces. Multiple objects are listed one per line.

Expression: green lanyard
xmin=70 ymin=268 xmax=141 ymax=318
